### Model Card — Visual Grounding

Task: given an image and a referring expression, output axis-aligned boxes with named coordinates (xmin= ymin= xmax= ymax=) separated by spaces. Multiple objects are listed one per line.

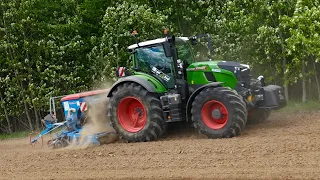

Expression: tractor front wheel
xmin=108 ymin=82 xmax=166 ymax=142
xmin=191 ymin=87 xmax=247 ymax=138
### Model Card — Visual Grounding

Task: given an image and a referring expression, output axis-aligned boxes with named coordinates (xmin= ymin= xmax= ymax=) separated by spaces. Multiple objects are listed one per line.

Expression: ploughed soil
xmin=1 ymin=110 xmax=320 ymax=180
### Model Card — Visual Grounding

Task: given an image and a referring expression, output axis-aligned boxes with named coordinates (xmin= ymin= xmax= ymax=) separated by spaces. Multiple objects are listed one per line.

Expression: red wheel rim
xmin=201 ymin=100 xmax=228 ymax=130
xmin=117 ymin=97 xmax=147 ymax=133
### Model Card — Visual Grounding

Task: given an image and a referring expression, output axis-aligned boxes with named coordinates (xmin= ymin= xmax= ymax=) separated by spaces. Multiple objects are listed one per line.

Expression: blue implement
xmin=29 ymin=89 xmax=116 ymax=149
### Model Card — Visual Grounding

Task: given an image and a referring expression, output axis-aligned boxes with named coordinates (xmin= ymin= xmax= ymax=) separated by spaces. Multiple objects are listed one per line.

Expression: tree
xmin=88 ymin=1 xmax=168 ymax=81
xmin=284 ymin=0 xmax=320 ymax=102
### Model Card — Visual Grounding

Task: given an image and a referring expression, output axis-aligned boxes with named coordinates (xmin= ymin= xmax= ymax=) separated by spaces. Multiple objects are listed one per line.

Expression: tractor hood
xmin=187 ymin=60 xmax=250 ymax=73
xmin=186 ymin=60 xmax=251 ymax=89
xmin=216 ymin=61 xmax=250 ymax=73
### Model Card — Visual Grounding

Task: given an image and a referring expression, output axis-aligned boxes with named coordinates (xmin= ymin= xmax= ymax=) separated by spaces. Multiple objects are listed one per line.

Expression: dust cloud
xmin=67 ymin=87 xmax=119 ymax=150
xmin=90 ymin=77 xmax=116 ymax=91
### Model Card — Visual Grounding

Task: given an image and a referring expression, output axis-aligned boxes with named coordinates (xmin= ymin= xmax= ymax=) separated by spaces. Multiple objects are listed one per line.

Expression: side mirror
xmin=163 ymin=35 xmax=176 ymax=57
xmin=163 ymin=42 xmax=172 ymax=57
xmin=190 ymin=38 xmax=197 ymax=45
xmin=257 ymin=75 xmax=265 ymax=86
xmin=188 ymin=34 xmax=214 ymax=52
xmin=188 ymin=36 xmax=198 ymax=45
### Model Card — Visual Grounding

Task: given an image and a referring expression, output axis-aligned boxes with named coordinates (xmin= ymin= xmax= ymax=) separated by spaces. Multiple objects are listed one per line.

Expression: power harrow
xmin=30 ymin=89 xmax=117 ymax=149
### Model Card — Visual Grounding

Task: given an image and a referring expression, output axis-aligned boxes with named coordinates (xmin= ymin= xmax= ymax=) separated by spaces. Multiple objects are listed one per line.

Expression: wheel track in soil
xmin=1 ymin=110 xmax=320 ymax=180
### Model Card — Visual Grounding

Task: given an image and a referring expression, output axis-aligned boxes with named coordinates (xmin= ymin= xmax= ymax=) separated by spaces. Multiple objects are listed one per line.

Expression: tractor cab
xmin=121 ymin=32 xmax=215 ymax=104
xmin=126 ymin=36 xmax=193 ymax=90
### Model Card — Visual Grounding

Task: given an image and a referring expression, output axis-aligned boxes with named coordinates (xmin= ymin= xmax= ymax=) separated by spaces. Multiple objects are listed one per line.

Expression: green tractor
xmin=107 ymin=32 xmax=286 ymax=142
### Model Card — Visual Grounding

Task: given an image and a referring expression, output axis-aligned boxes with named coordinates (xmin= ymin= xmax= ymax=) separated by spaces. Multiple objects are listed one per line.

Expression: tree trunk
xmin=20 ymin=80 xmax=33 ymax=131
xmin=277 ymin=7 xmax=289 ymax=102
xmin=33 ymin=106 xmax=40 ymax=130
xmin=302 ymin=60 xmax=307 ymax=103
xmin=23 ymin=100 xmax=33 ymax=131
xmin=16 ymin=117 xmax=31 ymax=130
xmin=21 ymin=30 xmax=36 ymax=130
xmin=38 ymin=111 xmax=44 ymax=129
xmin=2 ymin=5 xmax=19 ymax=132
xmin=0 ymin=93 xmax=12 ymax=133
xmin=308 ymin=78 xmax=312 ymax=98
xmin=313 ymin=61 xmax=320 ymax=101
xmin=284 ymin=86 xmax=289 ymax=102
xmin=282 ymin=59 xmax=289 ymax=102
xmin=0 ymin=126 xmax=9 ymax=133
xmin=13 ymin=116 xmax=17 ymax=132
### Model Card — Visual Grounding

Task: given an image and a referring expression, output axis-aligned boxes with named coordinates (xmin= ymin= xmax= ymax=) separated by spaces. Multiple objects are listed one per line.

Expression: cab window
xmin=135 ymin=45 xmax=175 ymax=88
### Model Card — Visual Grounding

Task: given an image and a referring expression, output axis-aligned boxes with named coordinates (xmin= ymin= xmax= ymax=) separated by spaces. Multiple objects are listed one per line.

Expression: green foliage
xmin=1 ymin=0 xmax=87 ymax=113
xmin=88 ymin=1 xmax=168 ymax=81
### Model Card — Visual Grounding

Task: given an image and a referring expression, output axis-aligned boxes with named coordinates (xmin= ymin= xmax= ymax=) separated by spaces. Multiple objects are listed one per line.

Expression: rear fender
xmin=107 ymin=76 xmax=159 ymax=97
xmin=186 ymin=82 xmax=223 ymax=122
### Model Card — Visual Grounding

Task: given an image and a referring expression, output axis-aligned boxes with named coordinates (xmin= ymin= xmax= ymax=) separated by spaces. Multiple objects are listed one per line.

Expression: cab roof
xmin=127 ymin=37 xmax=189 ymax=50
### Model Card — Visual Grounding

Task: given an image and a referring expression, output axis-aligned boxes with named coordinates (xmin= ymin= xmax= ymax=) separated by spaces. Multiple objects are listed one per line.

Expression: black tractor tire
xmin=247 ymin=108 xmax=271 ymax=124
xmin=191 ymin=87 xmax=247 ymax=138
xmin=108 ymin=82 xmax=167 ymax=142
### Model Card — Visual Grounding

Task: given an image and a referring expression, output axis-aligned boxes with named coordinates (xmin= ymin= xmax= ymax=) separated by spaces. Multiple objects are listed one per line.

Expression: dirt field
xmin=1 ymin=110 xmax=320 ymax=180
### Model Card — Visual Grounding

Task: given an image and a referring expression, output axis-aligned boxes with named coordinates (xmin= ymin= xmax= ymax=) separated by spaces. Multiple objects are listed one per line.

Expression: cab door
xmin=134 ymin=44 xmax=176 ymax=89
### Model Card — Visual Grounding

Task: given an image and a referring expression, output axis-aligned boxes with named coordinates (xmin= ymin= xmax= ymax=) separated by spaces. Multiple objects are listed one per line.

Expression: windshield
xmin=176 ymin=38 xmax=211 ymax=64
xmin=135 ymin=45 xmax=172 ymax=73
xmin=176 ymin=39 xmax=194 ymax=65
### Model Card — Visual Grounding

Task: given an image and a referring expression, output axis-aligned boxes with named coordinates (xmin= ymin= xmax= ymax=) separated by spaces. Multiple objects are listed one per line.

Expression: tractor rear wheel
xmin=247 ymin=108 xmax=271 ymax=124
xmin=191 ymin=87 xmax=247 ymax=138
xmin=108 ymin=82 xmax=167 ymax=142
